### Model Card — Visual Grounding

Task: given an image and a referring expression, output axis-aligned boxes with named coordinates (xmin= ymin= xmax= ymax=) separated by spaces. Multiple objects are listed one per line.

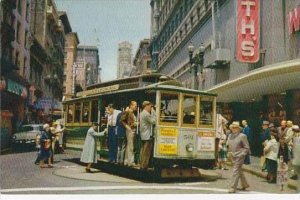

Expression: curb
xmin=0 ymin=148 xmax=11 ymax=154
xmin=226 ymin=162 xmax=298 ymax=191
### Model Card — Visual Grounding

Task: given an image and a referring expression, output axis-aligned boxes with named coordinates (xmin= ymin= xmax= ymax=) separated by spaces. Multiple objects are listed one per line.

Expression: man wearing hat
xmin=80 ymin=122 xmax=107 ymax=172
xmin=139 ymin=101 xmax=156 ymax=170
xmin=227 ymin=121 xmax=250 ymax=193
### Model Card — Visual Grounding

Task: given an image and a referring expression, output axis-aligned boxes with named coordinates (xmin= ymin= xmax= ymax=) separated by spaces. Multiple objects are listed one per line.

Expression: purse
xmin=44 ymin=140 xmax=51 ymax=151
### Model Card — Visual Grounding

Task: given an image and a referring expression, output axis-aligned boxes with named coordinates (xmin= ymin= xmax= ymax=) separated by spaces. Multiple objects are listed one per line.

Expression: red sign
xmin=236 ymin=0 xmax=260 ymax=63
xmin=289 ymin=6 xmax=300 ymax=34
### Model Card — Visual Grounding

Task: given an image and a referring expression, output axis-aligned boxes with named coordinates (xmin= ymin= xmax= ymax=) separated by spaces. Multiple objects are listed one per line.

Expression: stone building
xmin=29 ymin=0 xmax=67 ymax=123
xmin=132 ymin=39 xmax=151 ymax=76
xmin=59 ymin=12 xmax=79 ymax=99
xmin=1 ymin=0 xmax=31 ymax=149
xmin=149 ymin=0 xmax=300 ymax=155
xmin=74 ymin=45 xmax=100 ymax=91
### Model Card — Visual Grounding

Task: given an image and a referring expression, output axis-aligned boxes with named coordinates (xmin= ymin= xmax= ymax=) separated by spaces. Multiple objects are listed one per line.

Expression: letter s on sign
xmin=241 ymin=41 xmax=254 ymax=57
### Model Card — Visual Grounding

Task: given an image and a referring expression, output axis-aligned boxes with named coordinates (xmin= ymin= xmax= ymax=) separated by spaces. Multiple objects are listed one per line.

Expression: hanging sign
xmin=236 ymin=0 xmax=260 ymax=63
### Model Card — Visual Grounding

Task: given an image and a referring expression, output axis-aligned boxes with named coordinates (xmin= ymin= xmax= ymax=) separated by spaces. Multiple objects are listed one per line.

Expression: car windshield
xmin=19 ymin=125 xmax=42 ymax=132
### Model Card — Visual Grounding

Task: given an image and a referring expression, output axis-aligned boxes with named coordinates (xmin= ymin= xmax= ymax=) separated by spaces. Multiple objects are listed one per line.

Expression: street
xmin=0 ymin=147 xmax=297 ymax=195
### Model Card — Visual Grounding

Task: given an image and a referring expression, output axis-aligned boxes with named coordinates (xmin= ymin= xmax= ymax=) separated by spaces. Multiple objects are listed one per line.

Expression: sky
xmin=55 ymin=0 xmax=151 ymax=82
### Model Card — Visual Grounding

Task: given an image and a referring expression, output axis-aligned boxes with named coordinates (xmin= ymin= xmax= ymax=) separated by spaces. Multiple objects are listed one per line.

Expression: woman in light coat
xmin=263 ymin=128 xmax=280 ymax=183
xmin=80 ymin=122 xmax=106 ymax=172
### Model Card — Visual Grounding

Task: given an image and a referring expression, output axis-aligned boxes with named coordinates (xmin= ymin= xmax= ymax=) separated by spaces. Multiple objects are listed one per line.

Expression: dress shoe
xmin=228 ymin=188 xmax=236 ymax=193
xmin=85 ymin=168 xmax=92 ymax=173
xmin=241 ymin=185 xmax=250 ymax=191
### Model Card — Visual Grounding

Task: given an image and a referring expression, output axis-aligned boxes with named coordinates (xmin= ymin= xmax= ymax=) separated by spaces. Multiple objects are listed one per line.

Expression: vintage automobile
xmin=12 ymin=124 xmax=43 ymax=149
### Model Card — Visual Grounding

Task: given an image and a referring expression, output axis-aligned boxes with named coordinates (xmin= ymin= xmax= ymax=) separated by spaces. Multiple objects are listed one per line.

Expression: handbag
xmin=44 ymin=140 xmax=51 ymax=151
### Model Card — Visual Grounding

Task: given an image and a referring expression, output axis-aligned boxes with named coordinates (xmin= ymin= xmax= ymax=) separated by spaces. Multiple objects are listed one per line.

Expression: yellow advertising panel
xmin=159 ymin=144 xmax=177 ymax=155
xmin=158 ymin=128 xmax=178 ymax=155
xmin=198 ymin=132 xmax=215 ymax=137
xmin=160 ymin=128 xmax=178 ymax=137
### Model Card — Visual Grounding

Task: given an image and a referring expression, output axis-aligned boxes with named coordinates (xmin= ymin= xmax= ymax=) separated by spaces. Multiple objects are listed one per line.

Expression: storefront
xmin=31 ymin=97 xmax=63 ymax=124
xmin=0 ymin=77 xmax=28 ymax=149
xmin=206 ymin=59 xmax=300 ymax=155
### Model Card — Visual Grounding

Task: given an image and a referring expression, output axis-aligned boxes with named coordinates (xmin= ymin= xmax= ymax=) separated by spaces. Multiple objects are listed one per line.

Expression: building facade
xmin=117 ymin=41 xmax=133 ymax=78
xmin=74 ymin=46 xmax=100 ymax=90
xmin=1 ymin=0 xmax=31 ymax=149
xmin=28 ymin=0 xmax=66 ymax=123
xmin=132 ymin=39 xmax=151 ymax=76
xmin=150 ymin=0 xmax=300 ymax=155
xmin=59 ymin=11 xmax=79 ymax=99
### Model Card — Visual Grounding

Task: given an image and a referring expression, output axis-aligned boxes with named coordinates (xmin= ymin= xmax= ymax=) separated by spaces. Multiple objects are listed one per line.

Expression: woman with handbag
xmin=263 ymin=128 xmax=280 ymax=183
xmin=39 ymin=124 xmax=53 ymax=168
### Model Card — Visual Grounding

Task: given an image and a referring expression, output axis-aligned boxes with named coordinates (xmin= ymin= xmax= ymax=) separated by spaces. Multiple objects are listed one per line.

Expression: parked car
xmin=12 ymin=124 xmax=43 ymax=149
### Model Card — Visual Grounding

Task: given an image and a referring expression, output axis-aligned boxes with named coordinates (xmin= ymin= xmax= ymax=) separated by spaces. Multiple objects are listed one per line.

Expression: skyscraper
xmin=117 ymin=41 xmax=132 ymax=79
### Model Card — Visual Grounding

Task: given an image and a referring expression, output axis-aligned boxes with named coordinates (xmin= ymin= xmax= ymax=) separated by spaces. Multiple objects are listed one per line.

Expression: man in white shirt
xmin=107 ymin=104 xmax=121 ymax=163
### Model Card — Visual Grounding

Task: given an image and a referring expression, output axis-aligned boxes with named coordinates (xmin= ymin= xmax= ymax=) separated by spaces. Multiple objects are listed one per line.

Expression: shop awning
xmin=33 ymin=98 xmax=63 ymax=110
xmin=205 ymin=59 xmax=300 ymax=102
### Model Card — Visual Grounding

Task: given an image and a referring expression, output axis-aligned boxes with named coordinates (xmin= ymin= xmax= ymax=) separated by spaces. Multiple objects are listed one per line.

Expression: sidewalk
xmin=227 ymin=156 xmax=298 ymax=191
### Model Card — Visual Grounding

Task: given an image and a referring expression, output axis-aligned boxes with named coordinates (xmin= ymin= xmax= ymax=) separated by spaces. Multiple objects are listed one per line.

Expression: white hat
xmin=292 ymin=125 xmax=300 ymax=132
xmin=43 ymin=124 xmax=50 ymax=129
xmin=230 ymin=121 xmax=242 ymax=130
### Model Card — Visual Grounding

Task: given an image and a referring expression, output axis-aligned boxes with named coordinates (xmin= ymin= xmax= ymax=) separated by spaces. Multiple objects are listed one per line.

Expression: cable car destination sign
xmin=76 ymin=84 xmax=120 ymax=97
xmin=236 ymin=0 xmax=260 ymax=63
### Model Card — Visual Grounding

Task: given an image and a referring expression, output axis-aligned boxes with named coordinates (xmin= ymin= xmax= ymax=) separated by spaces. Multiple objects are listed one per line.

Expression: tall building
xmin=59 ymin=11 xmax=79 ymax=99
xmin=74 ymin=46 xmax=100 ymax=90
xmin=150 ymin=0 xmax=300 ymax=153
xmin=1 ymin=0 xmax=30 ymax=149
xmin=117 ymin=41 xmax=132 ymax=78
xmin=132 ymin=39 xmax=151 ymax=76
xmin=29 ymin=0 xmax=66 ymax=123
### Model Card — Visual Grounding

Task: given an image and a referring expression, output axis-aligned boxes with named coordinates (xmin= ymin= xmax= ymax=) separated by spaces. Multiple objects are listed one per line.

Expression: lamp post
xmin=188 ymin=42 xmax=205 ymax=90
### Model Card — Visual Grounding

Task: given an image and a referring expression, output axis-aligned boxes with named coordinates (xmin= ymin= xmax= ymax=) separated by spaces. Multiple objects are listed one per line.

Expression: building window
xmin=18 ymin=0 xmax=22 ymax=15
xmin=204 ymin=0 xmax=209 ymax=10
xmin=15 ymin=52 xmax=19 ymax=66
xmin=23 ymin=57 xmax=27 ymax=77
xmin=17 ymin=22 xmax=21 ymax=44
xmin=26 ymin=1 xmax=30 ymax=22
xmin=190 ymin=16 xmax=194 ymax=27
xmin=63 ymin=87 xmax=66 ymax=93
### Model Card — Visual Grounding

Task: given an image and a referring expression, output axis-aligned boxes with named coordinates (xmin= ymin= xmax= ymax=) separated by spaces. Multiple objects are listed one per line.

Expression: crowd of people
xmin=80 ymin=100 xmax=156 ymax=172
xmin=34 ymin=105 xmax=300 ymax=193
xmin=215 ymin=116 xmax=300 ymax=193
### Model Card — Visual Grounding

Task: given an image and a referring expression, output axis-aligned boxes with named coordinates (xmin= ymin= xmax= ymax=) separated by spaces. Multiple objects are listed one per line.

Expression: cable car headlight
xmin=186 ymin=143 xmax=194 ymax=152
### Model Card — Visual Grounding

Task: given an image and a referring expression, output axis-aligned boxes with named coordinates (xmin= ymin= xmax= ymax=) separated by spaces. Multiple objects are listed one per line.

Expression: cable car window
xmin=82 ymin=102 xmax=90 ymax=123
xmin=91 ymin=100 xmax=98 ymax=123
xmin=199 ymin=96 xmax=213 ymax=126
xmin=74 ymin=103 xmax=81 ymax=123
xmin=67 ymin=104 xmax=74 ymax=123
xmin=182 ymin=95 xmax=196 ymax=125
xmin=160 ymin=92 xmax=179 ymax=124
